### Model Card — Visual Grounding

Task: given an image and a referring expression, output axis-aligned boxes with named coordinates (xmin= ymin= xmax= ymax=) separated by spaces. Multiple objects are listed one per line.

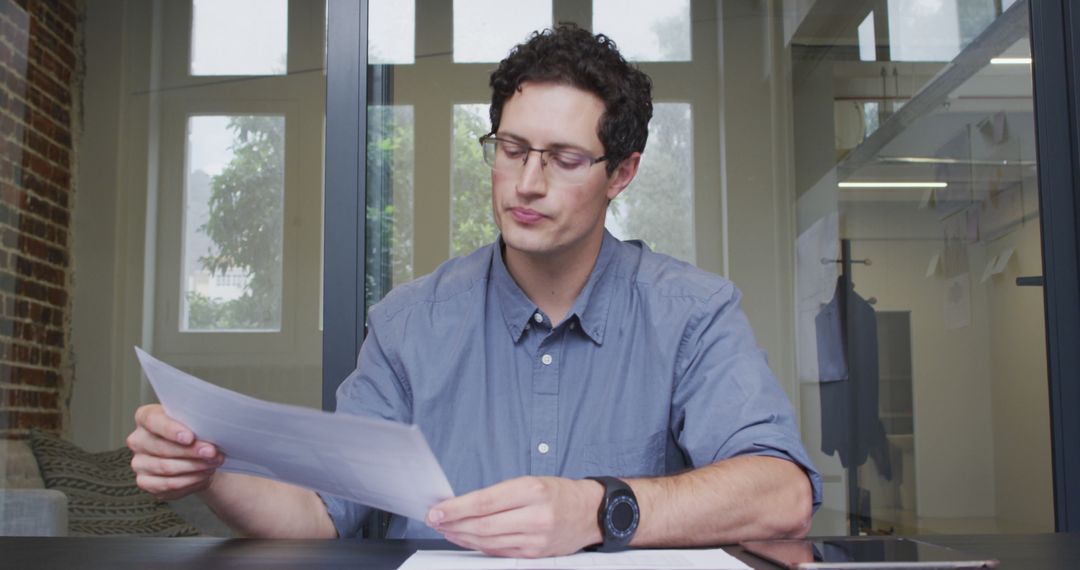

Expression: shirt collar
xmin=491 ymin=231 xmax=618 ymax=345
xmin=492 ymin=239 xmax=539 ymax=343
xmin=563 ymin=231 xmax=618 ymax=345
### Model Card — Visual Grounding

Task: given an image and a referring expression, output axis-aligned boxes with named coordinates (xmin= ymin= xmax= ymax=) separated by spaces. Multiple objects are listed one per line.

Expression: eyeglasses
xmin=479 ymin=134 xmax=607 ymax=185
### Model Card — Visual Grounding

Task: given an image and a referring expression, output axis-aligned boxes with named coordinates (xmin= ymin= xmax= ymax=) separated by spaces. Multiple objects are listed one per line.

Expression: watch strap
xmin=586 ymin=476 xmax=639 ymax=552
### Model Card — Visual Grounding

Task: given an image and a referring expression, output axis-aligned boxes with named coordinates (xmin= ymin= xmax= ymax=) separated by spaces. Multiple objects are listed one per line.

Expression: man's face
xmin=491 ymin=82 xmax=637 ymax=262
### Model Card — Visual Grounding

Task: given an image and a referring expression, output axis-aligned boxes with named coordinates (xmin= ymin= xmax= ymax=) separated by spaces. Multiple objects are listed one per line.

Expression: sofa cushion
xmin=0 ymin=488 xmax=68 ymax=536
xmin=28 ymin=429 xmax=200 ymax=537
xmin=1 ymin=440 xmax=45 ymax=489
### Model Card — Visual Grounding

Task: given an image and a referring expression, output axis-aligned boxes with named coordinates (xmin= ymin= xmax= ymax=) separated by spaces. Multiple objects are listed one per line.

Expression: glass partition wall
xmin=362 ymin=0 xmax=1051 ymax=535
xmin=0 ymin=1 xmax=327 ymax=447
xmin=0 ymin=0 xmax=1055 ymax=539
xmin=0 ymin=0 xmax=328 ymax=537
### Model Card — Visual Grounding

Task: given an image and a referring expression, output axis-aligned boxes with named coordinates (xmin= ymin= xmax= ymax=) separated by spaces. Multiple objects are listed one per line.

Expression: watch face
xmin=606 ymin=495 xmax=640 ymax=539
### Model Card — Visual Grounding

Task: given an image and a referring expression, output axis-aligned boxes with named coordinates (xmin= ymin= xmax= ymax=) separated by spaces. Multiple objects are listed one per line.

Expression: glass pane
xmin=190 ymin=0 xmax=288 ymax=75
xmin=450 ymin=104 xmax=496 ymax=258
xmin=367 ymin=0 xmax=1054 ymax=540
xmin=0 ymin=1 xmax=67 ymax=441
xmin=859 ymin=12 xmax=877 ymax=62
xmin=182 ymin=116 xmax=285 ymax=332
xmin=793 ymin=1 xmax=1048 ymax=535
xmin=606 ymin=103 xmax=695 ymax=263
xmin=369 ymin=0 xmax=415 ymax=64
xmin=366 ymin=106 xmax=416 ymax=307
xmin=886 ymin=0 xmax=997 ymax=63
xmin=453 ymin=0 xmax=552 ymax=63
xmin=16 ymin=2 xmax=328 ymax=517
xmin=593 ymin=0 xmax=691 ymax=62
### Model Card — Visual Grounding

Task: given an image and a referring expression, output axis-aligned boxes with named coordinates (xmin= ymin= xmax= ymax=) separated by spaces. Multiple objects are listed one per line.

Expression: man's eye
xmin=500 ymin=144 xmax=526 ymax=159
xmin=551 ymin=153 xmax=588 ymax=170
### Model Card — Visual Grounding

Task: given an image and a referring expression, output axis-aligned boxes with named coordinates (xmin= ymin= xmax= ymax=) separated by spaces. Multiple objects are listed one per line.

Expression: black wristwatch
xmin=586 ymin=476 xmax=639 ymax=552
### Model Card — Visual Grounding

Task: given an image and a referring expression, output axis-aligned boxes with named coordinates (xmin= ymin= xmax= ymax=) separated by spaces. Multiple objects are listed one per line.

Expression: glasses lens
xmin=480 ymin=138 xmax=599 ymax=184
xmin=546 ymin=151 xmax=593 ymax=183
xmin=481 ymin=138 xmax=498 ymax=168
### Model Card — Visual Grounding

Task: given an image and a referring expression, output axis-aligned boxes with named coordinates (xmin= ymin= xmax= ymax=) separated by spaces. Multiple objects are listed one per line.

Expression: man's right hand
xmin=127 ymin=404 xmax=224 ymax=501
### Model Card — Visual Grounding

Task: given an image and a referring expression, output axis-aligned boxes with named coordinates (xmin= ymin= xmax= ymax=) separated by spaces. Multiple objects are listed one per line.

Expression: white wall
xmin=987 ymin=218 xmax=1053 ymax=532
xmin=718 ymin=0 xmax=799 ymax=402
xmin=843 ymin=199 xmax=998 ymax=519
xmin=71 ymin=0 xmax=158 ymax=451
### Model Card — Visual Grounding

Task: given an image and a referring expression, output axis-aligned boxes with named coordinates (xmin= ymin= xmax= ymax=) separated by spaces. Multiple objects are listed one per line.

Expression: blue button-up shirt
xmin=322 ymin=231 xmax=822 ymax=538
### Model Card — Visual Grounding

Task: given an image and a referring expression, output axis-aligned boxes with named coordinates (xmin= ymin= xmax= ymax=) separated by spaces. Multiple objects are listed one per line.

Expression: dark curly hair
xmin=489 ymin=24 xmax=653 ymax=176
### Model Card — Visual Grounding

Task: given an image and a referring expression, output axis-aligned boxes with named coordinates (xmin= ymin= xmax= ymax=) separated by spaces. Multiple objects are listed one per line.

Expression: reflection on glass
xmin=190 ymin=0 xmax=288 ymax=75
xmin=593 ymin=0 xmax=691 ymax=62
xmin=887 ymin=0 xmax=960 ymax=61
xmin=182 ymin=116 xmax=285 ymax=332
xmin=364 ymin=0 xmax=1053 ymax=539
xmin=858 ymin=12 xmax=876 ymax=62
xmin=369 ymin=0 xmax=415 ymax=65
xmin=452 ymin=0 xmax=552 ymax=63
xmin=450 ymin=104 xmax=496 ymax=257
xmin=794 ymin=0 xmax=1048 ymax=536
xmin=366 ymin=106 xmax=415 ymax=308
xmin=606 ymin=103 xmax=695 ymax=263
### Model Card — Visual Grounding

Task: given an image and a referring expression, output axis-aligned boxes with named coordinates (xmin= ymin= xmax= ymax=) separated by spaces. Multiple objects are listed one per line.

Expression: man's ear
xmin=605 ymin=152 xmax=642 ymax=201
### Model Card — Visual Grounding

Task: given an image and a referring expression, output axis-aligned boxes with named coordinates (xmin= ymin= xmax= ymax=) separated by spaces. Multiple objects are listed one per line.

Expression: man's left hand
xmin=427 ymin=476 xmax=603 ymax=558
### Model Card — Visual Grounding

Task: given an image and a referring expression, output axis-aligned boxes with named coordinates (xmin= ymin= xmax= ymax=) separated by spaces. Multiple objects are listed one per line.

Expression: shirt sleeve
xmin=671 ymin=282 xmax=823 ymax=509
xmin=318 ymin=312 xmax=414 ymax=538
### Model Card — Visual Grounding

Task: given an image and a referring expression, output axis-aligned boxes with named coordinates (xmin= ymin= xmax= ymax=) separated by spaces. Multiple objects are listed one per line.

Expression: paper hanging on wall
xmin=980 ymin=255 xmax=998 ymax=283
xmin=992 ymin=247 xmax=1015 ymax=275
xmin=926 ymin=252 xmax=942 ymax=278
xmin=943 ymin=211 xmax=971 ymax=277
xmin=919 ymin=189 xmax=934 ymax=210
xmin=944 ymin=273 xmax=972 ymax=329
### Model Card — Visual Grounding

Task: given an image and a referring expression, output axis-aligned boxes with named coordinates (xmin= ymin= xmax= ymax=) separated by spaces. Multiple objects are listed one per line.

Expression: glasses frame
xmin=478 ymin=133 xmax=608 ymax=184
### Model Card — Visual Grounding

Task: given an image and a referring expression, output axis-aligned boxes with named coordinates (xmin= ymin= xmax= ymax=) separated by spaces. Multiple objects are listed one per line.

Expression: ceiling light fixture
xmin=990 ymin=57 xmax=1031 ymax=65
xmin=838 ymin=182 xmax=948 ymax=189
xmin=878 ymin=156 xmax=1035 ymax=166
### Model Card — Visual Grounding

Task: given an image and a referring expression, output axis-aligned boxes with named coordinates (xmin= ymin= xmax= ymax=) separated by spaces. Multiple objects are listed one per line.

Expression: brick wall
xmin=0 ymin=0 xmax=79 ymax=438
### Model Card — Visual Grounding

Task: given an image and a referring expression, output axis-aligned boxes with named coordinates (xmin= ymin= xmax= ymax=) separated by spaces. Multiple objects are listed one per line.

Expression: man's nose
xmin=516 ymin=150 xmax=547 ymax=195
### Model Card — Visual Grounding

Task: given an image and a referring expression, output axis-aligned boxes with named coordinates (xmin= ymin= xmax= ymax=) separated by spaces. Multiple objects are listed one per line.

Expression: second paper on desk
xmin=134 ymin=347 xmax=455 ymax=522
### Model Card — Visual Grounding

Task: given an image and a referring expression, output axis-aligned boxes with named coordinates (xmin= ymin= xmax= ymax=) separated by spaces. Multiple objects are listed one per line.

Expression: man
xmin=128 ymin=25 xmax=821 ymax=558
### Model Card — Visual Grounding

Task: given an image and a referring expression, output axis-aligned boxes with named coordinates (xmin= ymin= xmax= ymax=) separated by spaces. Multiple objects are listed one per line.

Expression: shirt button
xmin=569 ymin=322 xmax=576 ymax=330
xmin=537 ymin=442 xmax=550 ymax=454
xmin=533 ymin=313 xmax=543 ymax=324
xmin=541 ymin=354 xmax=553 ymax=365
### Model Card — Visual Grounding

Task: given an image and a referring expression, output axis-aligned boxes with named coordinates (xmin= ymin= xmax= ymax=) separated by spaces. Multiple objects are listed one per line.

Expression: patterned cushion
xmin=28 ymin=429 xmax=200 ymax=537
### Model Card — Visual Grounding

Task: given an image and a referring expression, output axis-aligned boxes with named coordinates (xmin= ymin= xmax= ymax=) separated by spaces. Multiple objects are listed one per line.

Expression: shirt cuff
xmin=317 ymin=492 xmax=372 ymax=538
xmin=741 ymin=447 xmax=824 ymax=512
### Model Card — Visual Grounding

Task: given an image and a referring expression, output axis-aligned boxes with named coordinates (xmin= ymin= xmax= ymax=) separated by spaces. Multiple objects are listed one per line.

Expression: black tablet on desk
xmin=741 ymin=537 xmax=999 ymax=569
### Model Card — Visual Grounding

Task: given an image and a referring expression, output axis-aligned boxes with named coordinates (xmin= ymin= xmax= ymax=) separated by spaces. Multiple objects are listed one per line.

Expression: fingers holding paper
xmin=127 ymin=403 xmax=224 ymax=500
xmin=426 ymin=476 xmax=604 ymax=558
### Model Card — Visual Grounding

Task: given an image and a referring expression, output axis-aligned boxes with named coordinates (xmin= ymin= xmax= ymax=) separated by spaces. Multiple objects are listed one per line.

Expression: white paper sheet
xmin=944 ymin=274 xmax=971 ymax=330
xmin=397 ymin=548 xmax=751 ymax=570
xmin=134 ymin=347 xmax=454 ymax=522
xmin=991 ymin=247 xmax=1015 ymax=275
xmin=926 ymin=252 xmax=942 ymax=278
xmin=980 ymin=255 xmax=998 ymax=283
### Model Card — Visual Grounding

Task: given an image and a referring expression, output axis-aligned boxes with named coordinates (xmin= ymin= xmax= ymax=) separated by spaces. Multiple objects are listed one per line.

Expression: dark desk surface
xmin=1 ymin=534 xmax=1078 ymax=569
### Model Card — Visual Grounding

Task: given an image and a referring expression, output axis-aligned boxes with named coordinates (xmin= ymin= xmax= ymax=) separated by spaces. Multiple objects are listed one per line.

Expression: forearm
xmin=198 ymin=472 xmax=338 ymax=538
xmin=628 ymin=456 xmax=812 ymax=547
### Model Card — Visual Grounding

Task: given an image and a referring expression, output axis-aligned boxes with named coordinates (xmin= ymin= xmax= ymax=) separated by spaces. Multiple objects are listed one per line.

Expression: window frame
xmin=150 ymin=0 xmax=326 ymax=366
xmin=1029 ymin=0 xmax=1080 ymax=532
